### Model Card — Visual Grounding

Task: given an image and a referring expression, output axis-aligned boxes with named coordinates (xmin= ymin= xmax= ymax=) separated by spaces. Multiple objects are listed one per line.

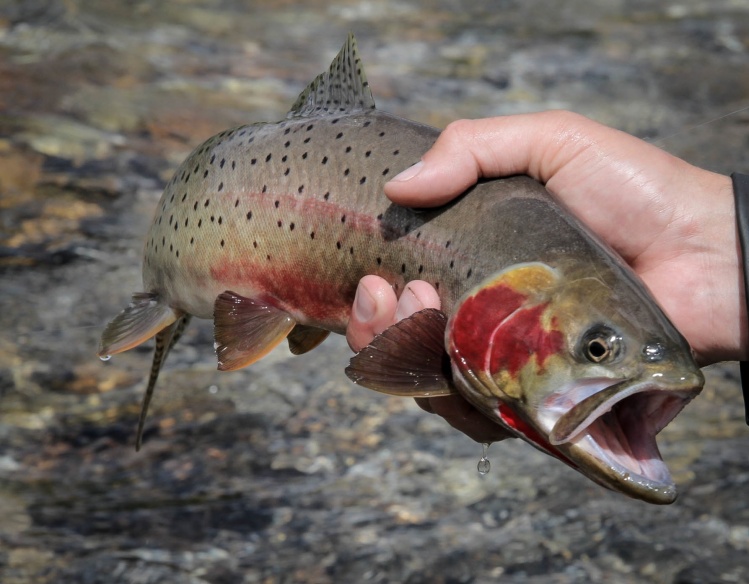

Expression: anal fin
xmin=99 ymin=292 xmax=180 ymax=357
xmin=214 ymin=291 xmax=296 ymax=371
xmin=345 ymin=308 xmax=457 ymax=397
xmin=287 ymin=324 xmax=330 ymax=355
xmin=135 ymin=315 xmax=191 ymax=451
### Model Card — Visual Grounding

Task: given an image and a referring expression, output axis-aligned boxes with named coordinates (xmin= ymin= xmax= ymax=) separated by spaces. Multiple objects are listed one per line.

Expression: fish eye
xmin=579 ymin=326 xmax=622 ymax=364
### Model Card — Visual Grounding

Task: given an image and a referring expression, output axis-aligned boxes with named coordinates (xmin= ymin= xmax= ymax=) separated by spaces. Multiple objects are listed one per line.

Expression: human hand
xmin=346 ymin=110 xmax=742 ymax=442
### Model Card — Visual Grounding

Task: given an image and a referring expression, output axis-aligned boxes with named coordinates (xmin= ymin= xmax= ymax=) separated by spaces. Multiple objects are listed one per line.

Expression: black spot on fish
xmin=232 ymin=161 xmax=236 ymax=170
xmin=393 ymin=150 xmax=400 ymax=155
xmin=210 ymin=154 xmax=216 ymax=164
xmin=284 ymin=168 xmax=290 ymax=176
xmin=360 ymin=176 xmax=366 ymax=184
xmin=302 ymin=152 xmax=308 ymax=159
xmin=324 ymin=192 xmax=330 ymax=200
xmin=162 ymin=236 xmax=165 ymax=245
xmin=365 ymin=151 xmax=371 ymax=157
xmin=336 ymin=132 xmax=343 ymax=139
xmin=382 ymin=168 xmax=389 ymax=176
xmin=376 ymin=213 xmax=383 ymax=220
xmin=176 ymin=250 xmax=179 ymax=258
xmin=344 ymin=168 xmax=350 ymax=176
xmin=435 ymin=282 xmax=440 ymax=291
xmin=182 ymin=193 xmax=187 ymax=202
xmin=184 ymin=173 xmax=191 ymax=183
xmin=267 ymin=254 xmax=271 ymax=261
xmin=363 ymin=121 xmax=371 ymax=127
xmin=445 ymin=241 xmax=451 ymax=249
xmin=247 ymin=211 xmax=252 ymax=220
xmin=220 ymin=239 xmax=225 ymax=247
xmin=277 ymin=220 xmax=282 ymax=228
xmin=170 ymin=193 xmax=175 ymax=203
xmin=169 ymin=215 xmax=173 ymax=225
xmin=285 ymin=141 xmax=290 ymax=148
xmin=307 ymin=124 xmax=314 ymax=131
xmin=218 ymin=182 xmax=224 ymax=192
xmin=467 ymin=268 xmax=473 ymax=279
xmin=220 ymin=159 xmax=225 ymax=168
xmin=341 ymin=215 xmax=346 ymax=223
xmin=376 ymin=257 xmax=382 ymax=265
xmin=331 ymin=118 xmax=340 ymax=124
xmin=204 ymin=199 xmax=210 ymax=207
xmin=251 ymin=158 xmax=257 ymax=165
xmin=304 ymin=137 xmax=311 ymax=144
xmin=203 ymin=170 xmax=209 ymax=178
xmin=310 ymin=232 xmax=315 ymax=240
xmin=194 ymin=201 xmax=198 ymax=211
xmin=170 ymin=244 xmax=173 ymax=252
xmin=190 ymin=237 xmax=194 ymax=244
xmin=194 ymin=164 xmax=199 ymax=174
xmin=184 ymin=218 xmax=189 ymax=227
xmin=401 ymin=263 xmax=406 ymax=274
xmin=234 ymin=199 xmax=239 ymax=207
xmin=379 ymin=132 xmax=385 ymax=137
xmin=253 ymin=241 xmax=258 ymax=248
xmin=284 ymin=128 xmax=291 ymax=135
xmin=346 ymin=146 xmax=352 ymax=153
xmin=298 ymin=185 xmax=304 ymax=193
xmin=275 ymin=200 xmax=280 ymax=208
xmin=336 ymin=241 xmax=341 ymax=250
xmin=198 ymin=219 xmax=202 ymax=228
xmin=449 ymin=260 xmax=454 ymax=269
xmin=416 ymin=231 xmax=421 ymax=239
xmin=290 ymin=223 xmax=295 ymax=231
xmin=266 ymin=153 xmax=272 ymax=162
xmin=321 ymin=156 xmax=328 ymax=164
xmin=218 ymin=216 xmax=223 ymax=225
xmin=349 ymin=246 xmax=354 ymax=255
xmin=210 ymin=216 xmax=215 ymax=222
xmin=418 ymin=265 xmax=423 ymax=274
xmin=262 ymin=185 xmax=267 ymax=193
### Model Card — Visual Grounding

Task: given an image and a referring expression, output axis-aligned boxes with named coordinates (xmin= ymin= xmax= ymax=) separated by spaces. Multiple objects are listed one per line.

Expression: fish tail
xmin=135 ymin=314 xmax=191 ymax=451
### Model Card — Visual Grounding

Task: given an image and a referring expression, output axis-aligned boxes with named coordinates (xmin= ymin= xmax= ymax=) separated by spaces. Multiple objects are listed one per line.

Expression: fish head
xmin=446 ymin=261 xmax=704 ymax=504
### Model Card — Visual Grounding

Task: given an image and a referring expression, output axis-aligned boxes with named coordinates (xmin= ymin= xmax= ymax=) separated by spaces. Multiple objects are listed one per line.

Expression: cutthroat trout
xmin=100 ymin=34 xmax=704 ymax=504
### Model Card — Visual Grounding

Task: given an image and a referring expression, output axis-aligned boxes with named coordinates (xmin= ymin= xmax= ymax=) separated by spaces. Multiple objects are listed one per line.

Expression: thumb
xmin=383 ymin=111 xmax=602 ymax=208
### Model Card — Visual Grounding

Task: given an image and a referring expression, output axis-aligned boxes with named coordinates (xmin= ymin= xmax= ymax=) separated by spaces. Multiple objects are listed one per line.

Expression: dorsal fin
xmin=287 ymin=33 xmax=375 ymax=119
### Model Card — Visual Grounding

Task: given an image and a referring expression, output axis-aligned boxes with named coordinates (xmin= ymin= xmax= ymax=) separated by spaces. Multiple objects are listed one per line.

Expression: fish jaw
xmin=531 ymin=371 xmax=704 ymax=503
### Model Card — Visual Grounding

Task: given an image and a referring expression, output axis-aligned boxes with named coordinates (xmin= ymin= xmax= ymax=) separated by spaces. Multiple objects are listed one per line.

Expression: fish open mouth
xmin=539 ymin=375 xmax=702 ymax=503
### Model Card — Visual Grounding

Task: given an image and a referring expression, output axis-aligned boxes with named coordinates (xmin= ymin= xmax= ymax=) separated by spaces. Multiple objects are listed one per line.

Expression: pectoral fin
xmin=345 ymin=308 xmax=456 ymax=397
xmin=98 ymin=293 xmax=181 ymax=357
xmin=287 ymin=324 xmax=330 ymax=355
xmin=214 ymin=291 xmax=296 ymax=371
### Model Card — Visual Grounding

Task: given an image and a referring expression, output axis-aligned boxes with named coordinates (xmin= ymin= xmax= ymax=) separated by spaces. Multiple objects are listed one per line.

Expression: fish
xmin=99 ymin=33 xmax=704 ymax=504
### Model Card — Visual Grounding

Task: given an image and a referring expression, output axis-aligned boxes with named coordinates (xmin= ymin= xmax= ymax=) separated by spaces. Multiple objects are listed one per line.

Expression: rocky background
xmin=1 ymin=1 xmax=749 ymax=582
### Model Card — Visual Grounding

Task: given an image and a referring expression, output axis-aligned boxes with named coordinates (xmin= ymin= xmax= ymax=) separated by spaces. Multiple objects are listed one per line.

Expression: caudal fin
xmin=98 ymin=293 xmax=181 ymax=357
xmin=135 ymin=314 xmax=192 ymax=451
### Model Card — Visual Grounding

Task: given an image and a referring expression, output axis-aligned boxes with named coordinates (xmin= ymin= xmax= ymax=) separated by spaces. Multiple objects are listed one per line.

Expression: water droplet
xmin=99 ymin=354 xmax=111 ymax=362
xmin=208 ymin=385 xmax=219 ymax=394
xmin=477 ymin=442 xmax=491 ymax=475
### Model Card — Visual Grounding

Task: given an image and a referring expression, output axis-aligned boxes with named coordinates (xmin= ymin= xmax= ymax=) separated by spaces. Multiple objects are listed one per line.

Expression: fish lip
xmin=542 ymin=372 xmax=703 ymax=503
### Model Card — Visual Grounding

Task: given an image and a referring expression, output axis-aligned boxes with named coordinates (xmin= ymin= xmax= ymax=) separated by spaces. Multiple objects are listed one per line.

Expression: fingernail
xmin=389 ymin=160 xmax=424 ymax=183
xmin=395 ymin=285 xmax=424 ymax=321
xmin=353 ymin=285 xmax=376 ymax=322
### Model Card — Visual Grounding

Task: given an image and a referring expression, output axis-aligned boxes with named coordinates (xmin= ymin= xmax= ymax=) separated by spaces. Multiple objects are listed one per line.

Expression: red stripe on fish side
xmin=209 ymin=258 xmax=354 ymax=326
xmin=450 ymin=284 xmax=527 ymax=373
xmin=488 ymin=304 xmax=564 ymax=377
